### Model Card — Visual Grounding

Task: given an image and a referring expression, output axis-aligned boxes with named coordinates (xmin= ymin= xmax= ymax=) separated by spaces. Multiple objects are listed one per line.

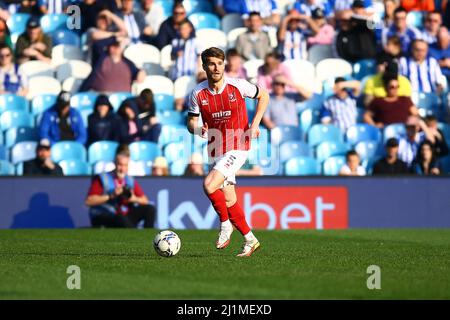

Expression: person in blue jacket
xmin=39 ymin=91 xmax=87 ymax=145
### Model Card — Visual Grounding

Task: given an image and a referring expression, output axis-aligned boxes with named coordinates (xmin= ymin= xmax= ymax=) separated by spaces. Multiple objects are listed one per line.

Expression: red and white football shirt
xmin=188 ymin=77 xmax=259 ymax=156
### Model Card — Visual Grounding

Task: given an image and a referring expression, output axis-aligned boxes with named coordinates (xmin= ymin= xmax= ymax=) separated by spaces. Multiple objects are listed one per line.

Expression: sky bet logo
xmin=156 ymin=187 xmax=348 ymax=230
xmin=212 ymin=110 xmax=232 ymax=119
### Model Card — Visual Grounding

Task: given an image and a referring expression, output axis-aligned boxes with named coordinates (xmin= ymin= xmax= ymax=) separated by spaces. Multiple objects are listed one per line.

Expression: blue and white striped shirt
xmin=281 ymin=30 xmax=307 ymax=60
xmin=381 ymin=26 xmax=421 ymax=53
xmin=320 ymin=94 xmax=357 ymax=133
xmin=123 ymin=14 xmax=141 ymax=44
xmin=293 ymin=0 xmax=333 ymax=17
xmin=242 ymin=0 xmax=279 ymax=19
xmin=170 ymin=37 xmax=200 ymax=80
xmin=420 ymin=30 xmax=437 ymax=44
xmin=398 ymin=132 xmax=425 ymax=166
xmin=399 ymin=56 xmax=444 ymax=93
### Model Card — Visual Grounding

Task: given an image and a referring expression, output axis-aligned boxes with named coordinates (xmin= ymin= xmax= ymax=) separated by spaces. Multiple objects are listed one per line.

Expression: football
xmin=153 ymin=230 xmax=181 ymax=257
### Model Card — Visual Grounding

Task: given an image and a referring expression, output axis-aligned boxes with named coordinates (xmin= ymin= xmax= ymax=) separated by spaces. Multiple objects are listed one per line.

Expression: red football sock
xmin=207 ymin=190 xmax=229 ymax=222
xmin=227 ymin=202 xmax=251 ymax=235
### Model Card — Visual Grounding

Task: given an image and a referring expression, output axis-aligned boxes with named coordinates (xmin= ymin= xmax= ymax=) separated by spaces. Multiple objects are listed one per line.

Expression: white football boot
xmin=236 ymin=238 xmax=260 ymax=257
xmin=216 ymin=223 xmax=233 ymax=249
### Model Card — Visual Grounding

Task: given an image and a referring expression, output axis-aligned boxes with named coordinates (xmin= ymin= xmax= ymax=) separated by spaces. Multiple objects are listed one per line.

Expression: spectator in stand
xmin=85 ymin=149 xmax=156 ymax=228
xmin=257 ymin=52 xmax=295 ymax=94
xmin=241 ymin=0 xmax=281 ymax=27
xmin=445 ymin=0 xmax=450 ymax=29
xmin=169 ymin=19 xmax=202 ymax=81
xmin=125 ymin=88 xmax=161 ymax=143
xmin=379 ymin=35 xmax=404 ymax=63
xmin=306 ymin=7 xmax=335 ymax=47
xmin=424 ymin=115 xmax=449 ymax=158
xmin=381 ymin=6 xmax=421 ymax=54
xmin=156 ymin=1 xmax=195 ymax=50
xmin=292 ymin=0 xmax=333 ymax=18
xmin=320 ymin=77 xmax=361 ymax=133
xmin=116 ymin=99 xmax=142 ymax=144
xmin=399 ymin=39 xmax=445 ymax=93
xmin=262 ymin=75 xmax=312 ymax=129
xmin=183 ymin=152 xmax=205 ymax=176
xmin=0 ymin=18 xmax=12 ymax=49
xmin=152 ymin=156 xmax=169 ymax=176
xmin=87 ymin=94 xmax=120 ymax=146
xmin=400 ymin=0 xmax=435 ymax=12
xmin=236 ymin=11 xmax=272 ymax=61
xmin=382 ymin=0 xmax=399 ymax=28
xmin=23 ymin=139 xmax=64 ymax=176
xmin=0 ymin=45 xmax=28 ymax=96
xmin=363 ymin=59 xmax=412 ymax=107
xmin=410 ymin=140 xmax=442 ymax=175
xmin=140 ymin=0 xmax=165 ymax=44
xmin=372 ymin=137 xmax=410 ymax=174
xmin=214 ymin=0 xmax=246 ymax=16
xmin=15 ymin=17 xmax=52 ymax=64
xmin=334 ymin=0 xmax=375 ymax=21
xmin=16 ymin=0 xmax=42 ymax=16
xmin=39 ymin=91 xmax=87 ymax=145
xmin=225 ymin=48 xmax=247 ymax=79
xmin=421 ymin=11 xmax=442 ymax=44
xmin=80 ymin=0 xmax=108 ymax=33
xmin=339 ymin=150 xmax=366 ymax=176
xmin=398 ymin=115 xmax=435 ymax=167
xmin=38 ymin=0 xmax=71 ymax=14
xmin=277 ymin=10 xmax=308 ymax=60
xmin=429 ymin=26 xmax=450 ymax=83
xmin=118 ymin=0 xmax=151 ymax=44
xmin=80 ymin=38 xmax=146 ymax=93
xmin=364 ymin=76 xmax=418 ymax=128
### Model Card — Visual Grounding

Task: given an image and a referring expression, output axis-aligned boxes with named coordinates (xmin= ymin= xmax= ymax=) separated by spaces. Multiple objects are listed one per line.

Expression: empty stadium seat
xmin=0 ymin=160 xmax=14 ymax=176
xmin=61 ymin=77 xmax=83 ymax=94
xmin=129 ymin=141 xmax=161 ymax=161
xmin=78 ymin=107 xmax=92 ymax=127
xmin=438 ymin=122 xmax=450 ymax=144
xmin=142 ymin=63 xmax=165 ymax=76
xmin=196 ymin=28 xmax=227 ymax=49
xmin=109 ymin=92 xmax=134 ymax=111
xmin=184 ymin=0 xmax=213 ymax=14
xmin=279 ymin=141 xmax=312 ymax=163
xmin=221 ymin=13 xmax=244 ymax=34
xmin=128 ymin=160 xmax=152 ymax=176
xmin=227 ymin=27 xmax=247 ymax=49
xmin=0 ymin=145 xmax=7 ymax=160
xmin=411 ymin=92 xmax=441 ymax=117
xmin=271 ymin=125 xmax=302 ymax=145
xmin=170 ymin=159 xmax=187 ymax=176
xmin=154 ymin=94 xmax=175 ymax=111
xmin=307 ymin=44 xmax=334 ymax=65
xmin=164 ymin=141 xmax=190 ymax=164
xmin=31 ymin=94 xmax=57 ymax=116
xmin=346 ymin=124 xmax=382 ymax=146
xmin=157 ymin=110 xmax=185 ymax=125
xmin=50 ymin=29 xmax=81 ymax=47
xmin=124 ymin=43 xmax=161 ymax=68
xmin=11 ymin=141 xmax=37 ymax=164
xmin=92 ymin=160 xmax=115 ymax=174
xmin=160 ymin=45 xmax=174 ymax=71
xmin=133 ymin=76 xmax=174 ymax=95
xmin=0 ymin=94 xmax=28 ymax=114
xmin=174 ymin=76 xmax=197 ymax=99
xmin=59 ymin=159 xmax=91 ymax=175
xmin=316 ymin=141 xmax=349 ymax=163
xmin=27 ymin=77 xmax=61 ymax=99
xmin=88 ymin=141 xmax=119 ymax=165
xmin=5 ymin=127 xmax=39 ymax=148
xmin=51 ymin=141 xmax=87 ymax=163
xmin=383 ymin=123 xmax=406 ymax=142
xmin=19 ymin=61 xmax=54 ymax=78
xmin=406 ymin=10 xmax=425 ymax=28
xmin=296 ymin=94 xmax=325 ymax=112
xmin=55 ymin=60 xmax=92 ymax=82
xmin=316 ymin=58 xmax=353 ymax=82
xmin=0 ymin=110 xmax=33 ymax=132
xmin=159 ymin=124 xmax=190 ymax=146
xmin=355 ymin=140 xmax=384 ymax=161
xmin=284 ymin=156 xmax=320 ymax=175
xmin=322 ymin=155 xmax=346 ymax=176
xmin=6 ymin=13 xmax=30 ymax=35
xmin=70 ymin=92 xmax=99 ymax=110
xmin=52 ymin=44 xmax=84 ymax=65
xmin=189 ymin=12 xmax=221 ymax=30
xmin=40 ymin=14 xmax=68 ymax=33
xmin=353 ymin=59 xmax=377 ymax=80
xmin=243 ymin=59 xmax=264 ymax=80
xmin=308 ymin=124 xmax=343 ymax=147
xmin=282 ymin=59 xmax=315 ymax=88
xmin=155 ymin=0 xmax=174 ymax=17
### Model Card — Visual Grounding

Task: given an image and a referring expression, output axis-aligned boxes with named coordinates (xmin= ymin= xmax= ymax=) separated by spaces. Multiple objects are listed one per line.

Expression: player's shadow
xmin=10 ymin=193 xmax=75 ymax=228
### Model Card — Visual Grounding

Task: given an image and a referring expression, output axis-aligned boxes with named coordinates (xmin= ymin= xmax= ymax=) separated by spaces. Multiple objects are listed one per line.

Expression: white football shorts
xmin=211 ymin=150 xmax=248 ymax=187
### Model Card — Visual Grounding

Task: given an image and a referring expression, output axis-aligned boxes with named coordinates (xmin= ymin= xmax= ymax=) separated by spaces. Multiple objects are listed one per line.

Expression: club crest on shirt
xmin=201 ymin=99 xmax=209 ymax=106
xmin=228 ymin=92 xmax=236 ymax=102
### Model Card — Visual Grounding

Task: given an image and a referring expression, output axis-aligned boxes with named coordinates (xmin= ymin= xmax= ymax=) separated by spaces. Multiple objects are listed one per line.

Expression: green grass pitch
xmin=0 ymin=229 xmax=449 ymax=299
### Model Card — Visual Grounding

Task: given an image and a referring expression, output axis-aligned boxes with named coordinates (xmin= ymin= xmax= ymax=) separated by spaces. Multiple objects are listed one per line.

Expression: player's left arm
xmin=250 ymin=86 xmax=270 ymax=138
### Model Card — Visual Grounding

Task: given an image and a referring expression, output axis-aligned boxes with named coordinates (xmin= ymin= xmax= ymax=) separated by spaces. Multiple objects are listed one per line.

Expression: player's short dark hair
xmin=346 ymin=150 xmax=359 ymax=160
xmin=201 ymin=47 xmax=225 ymax=65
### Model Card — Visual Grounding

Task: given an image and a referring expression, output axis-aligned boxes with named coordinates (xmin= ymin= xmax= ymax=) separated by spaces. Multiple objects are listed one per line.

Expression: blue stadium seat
xmin=31 ymin=94 xmax=57 ymax=116
xmin=159 ymin=124 xmax=189 ymax=146
xmin=0 ymin=160 xmax=15 ymax=176
xmin=353 ymin=59 xmax=376 ymax=80
xmin=316 ymin=141 xmax=349 ymax=163
xmin=189 ymin=12 xmax=221 ymax=30
xmin=92 ymin=160 xmax=115 ymax=174
xmin=284 ymin=156 xmax=320 ymax=175
xmin=0 ymin=145 xmax=7 ymax=160
xmin=308 ymin=124 xmax=343 ymax=147
xmin=51 ymin=29 xmax=81 ymax=47
xmin=0 ymin=110 xmax=33 ymax=132
xmin=78 ymin=107 xmax=92 ymax=127
xmin=322 ymin=156 xmax=346 ymax=176
xmin=0 ymin=94 xmax=28 ymax=114
xmin=88 ymin=141 xmax=119 ymax=165
xmin=296 ymin=94 xmax=325 ymax=112
xmin=6 ymin=13 xmax=31 ymax=34
xmin=59 ymin=159 xmax=91 ymax=176
xmin=155 ymin=0 xmax=174 ymax=17
xmin=279 ymin=141 xmax=312 ymax=163
xmin=170 ymin=159 xmax=187 ymax=176
xmin=271 ymin=125 xmax=302 ymax=145
xmin=5 ymin=127 xmax=39 ymax=148
xmin=51 ymin=141 xmax=87 ymax=163
xmin=299 ymin=108 xmax=321 ymax=138
xmin=128 ymin=160 xmax=153 ymax=176
xmin=109 ymin=92 xmax=134 ymax=111
xmin=346 ymin=124 xmax=382 ymax=146
xmin=70 ymin=92 xmax=99 ymax=110
xmin=440 ymin=155 xmax=450 ymax=174
xmin=245 ymin=97 xmax=256 ymax=111
xmin=412 ymin=92 xmax=441 ymax=117
xmin=164 ymin=141 xmax=191 ymax=164
xmin=40 ymin=14 xmax=68 ymax=33
xmin=184 ymin=0 xmax=213 ymax=14
xmin=383 ymin=123 xmax=406 ymax=142
xmin=406 ymin=10 xmax=425 ymax=28
xmin=129 ymin=141 xmax=161 ymax=161
xmin=354 ymin=140 xmax=384 ymax=161
xmin=157 ymin=110 xmax=185 ymax=125
xmin=15 ymin=162 xmax=23 ymax=175
xmin=11 ymin=141 xmax=37 ymax=164
xmin=154 ymin=94 xmax=175 ymax=111
xmin=438 ymin=122 xmax=450 ymax=145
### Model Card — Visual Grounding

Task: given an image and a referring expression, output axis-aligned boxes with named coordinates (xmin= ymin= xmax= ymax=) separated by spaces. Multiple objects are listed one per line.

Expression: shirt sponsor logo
xmin=212 ymin=110 xmax=232 ymax=119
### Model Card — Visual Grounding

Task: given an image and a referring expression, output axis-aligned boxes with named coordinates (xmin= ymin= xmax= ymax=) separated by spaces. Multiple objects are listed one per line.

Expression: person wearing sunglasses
xmin=421 ymin=11 xmax=442 ymax=44
xmin=0 ymin=44 xmax=28 ymax=96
